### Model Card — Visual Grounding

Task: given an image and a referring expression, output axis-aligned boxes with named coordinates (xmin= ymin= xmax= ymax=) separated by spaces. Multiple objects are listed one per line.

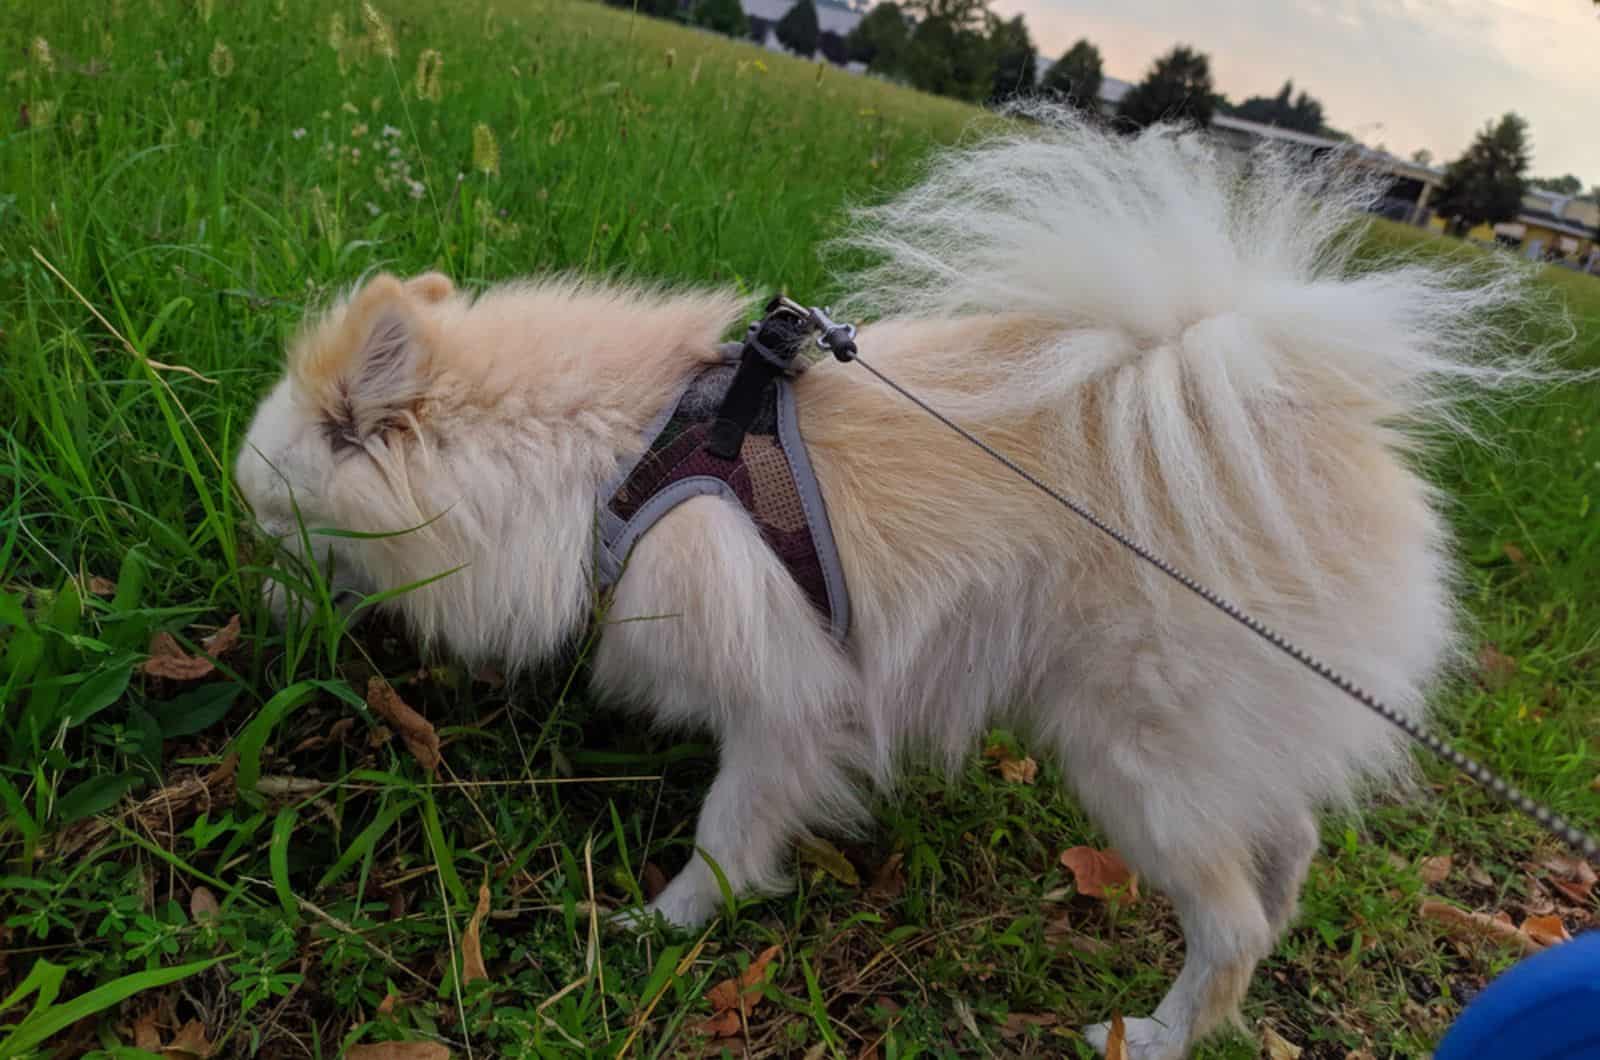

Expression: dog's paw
xmin=1082 ymin=1017 xmax=1188 ymax=1060
xmin=606 ymin=904 xmax=666 ymax=936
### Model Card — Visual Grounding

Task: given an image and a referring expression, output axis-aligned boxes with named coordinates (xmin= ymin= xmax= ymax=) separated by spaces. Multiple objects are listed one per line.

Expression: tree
xmin=1231 ymin=80 xmax=1325 ymax=134
xmin=1529 ymin=174 xmax=1583 ymax=195
xmin=693 ymin=0 xmax=748 ymax=37
xmin=986 ymin=13 xmax=1036 ymax=104
xmin=905 ymin=12 xmax=992 ymax=101
xmin=847 ymin=2 xmax=910 ymax=74
xmin=776 ymin=0 xmax=820 ymax=57
xmin=1116 ymin=45 xmax=1217 ymax=129
xmin=1039 ymin=38 xmax=1103 ymax=112
xmin=1434 ymin=113 xmax=1531 ymax=236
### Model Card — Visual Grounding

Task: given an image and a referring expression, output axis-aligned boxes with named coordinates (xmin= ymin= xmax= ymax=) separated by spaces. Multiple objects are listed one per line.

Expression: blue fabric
xmin=1435 ymin=931 xmax=1600 ymax=1060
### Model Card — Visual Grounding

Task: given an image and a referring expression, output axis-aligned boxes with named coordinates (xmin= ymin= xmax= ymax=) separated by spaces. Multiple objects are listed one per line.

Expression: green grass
xmin=1 ymin=1 xmax=1596 ymax=1057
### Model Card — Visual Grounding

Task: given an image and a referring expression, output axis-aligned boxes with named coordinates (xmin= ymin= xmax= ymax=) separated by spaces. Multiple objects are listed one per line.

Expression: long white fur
xmin=235 ymin=110 xmax=1556 ymax=1060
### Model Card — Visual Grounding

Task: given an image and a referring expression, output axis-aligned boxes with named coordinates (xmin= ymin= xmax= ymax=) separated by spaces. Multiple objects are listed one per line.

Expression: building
xmin=1483 ymin=190 xmax=1599 ymax=265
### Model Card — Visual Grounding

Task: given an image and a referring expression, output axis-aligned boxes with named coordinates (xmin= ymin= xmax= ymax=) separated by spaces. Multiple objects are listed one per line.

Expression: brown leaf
xmin=697 ymin=1010 xmax=742 ymax=1039
xmin=376 ymin=993 xmax=397 ymax=1017
xmin=88 ymin=575 xmax=117 ymax=597
xmin=201 ymin=615 xmax=241 ymax=657
xmin=345 ymin=1045 xmax=451 ymax=1060
xmin=1502 ymin=542 xmax=1528 ymax=569
xmin=999 ymin=755 xmax=1038 ymax=785
xmin=143 ymin=632 xmax=215 ymax=681
xmin=1420 ymin=899 xmax=1540 ymax=955
xmin=1539 ymin=855 xmax=1597 ymax=905
xmin=1476 ymin=644 xmax=1516 ymax=690
xmin=867 ymin=852 xmax=906 ymax=900
xmin=461 ymin=882 xmax=491 ymax=985
xmin=1419 ymin=855 xmax=1452 ymax=886
xmin=705 ymin=944 xmax=781 ymax=1014
xmin=998 ymin=1012 xmax=1058 ymax=1040
xmin=1520 ymin=914 xmax=1571 ymax=947
xmin=641 ymin=862 xmax=669 ymax=901
xmin=161 ymin=1020 xmax=213 ymax=1059
xmin=1263 ymin=1025 xmax=1303 ymax=1060
xmin=366 ymin=677 xmax=440 ymax=773
xmin=1104 ymin=1013 xmax=1128 ymax=1060
xmin=190 ymin=886 xmax=220 ymax=926
xmin=133 ymin=1010 xmax=162 ymax=1051
xmin=1044 ymin=914 xmax=1110 ymax=955
xmin=1060 ymin=846 xmax=1139 ymax=902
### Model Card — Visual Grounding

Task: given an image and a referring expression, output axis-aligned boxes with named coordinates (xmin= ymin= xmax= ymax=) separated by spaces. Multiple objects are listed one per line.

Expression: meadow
xmin=1 ymin=0 xmax=1596 ymax=1056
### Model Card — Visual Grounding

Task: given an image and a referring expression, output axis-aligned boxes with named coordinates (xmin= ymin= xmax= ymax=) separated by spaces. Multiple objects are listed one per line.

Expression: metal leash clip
xmin=806 ymin=305 xmax=858 ymax=362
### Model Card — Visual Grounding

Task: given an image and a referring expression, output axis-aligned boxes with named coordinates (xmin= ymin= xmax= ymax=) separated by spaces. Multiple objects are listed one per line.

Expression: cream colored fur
xmin=235 ymin=112 xmax=1550 ymax=1060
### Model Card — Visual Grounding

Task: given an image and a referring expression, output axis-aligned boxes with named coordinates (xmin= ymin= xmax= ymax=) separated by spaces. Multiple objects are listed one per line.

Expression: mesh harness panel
xmin=594 ymin=348 xmax=851 ymax=642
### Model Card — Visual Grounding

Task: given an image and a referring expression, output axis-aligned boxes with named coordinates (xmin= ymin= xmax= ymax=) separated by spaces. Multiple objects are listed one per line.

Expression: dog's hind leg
xmin=1079 ymin=840 xmax=1274 ymax=1060
xmin=1253 ymin=811 xmax=1320 ymax=936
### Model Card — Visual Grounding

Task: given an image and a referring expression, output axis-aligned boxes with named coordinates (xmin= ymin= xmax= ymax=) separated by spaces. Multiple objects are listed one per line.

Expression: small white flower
xmin=366 ymin=201 xmax=380 ymax=216
xmin=406 ymin=178 xmax=426 ymax=200
xmin=292 ymin=127 xmax=307 ymax=139
xmin=382 ymin=124 xmax=402 ymax=138
xmin=388 ymin=146 xmax=401 ymax=159
xmin=349 ymin=147 xmax=361 ymax=160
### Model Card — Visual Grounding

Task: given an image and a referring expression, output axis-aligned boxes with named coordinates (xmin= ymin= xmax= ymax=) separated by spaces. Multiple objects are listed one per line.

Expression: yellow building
xmin=1428 ymin=189 xmax=1599 ymax=265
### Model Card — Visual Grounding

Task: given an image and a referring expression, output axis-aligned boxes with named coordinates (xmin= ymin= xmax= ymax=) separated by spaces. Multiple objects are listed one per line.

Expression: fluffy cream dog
xmin=236 ymin=113 xmax=1538 ymax=1059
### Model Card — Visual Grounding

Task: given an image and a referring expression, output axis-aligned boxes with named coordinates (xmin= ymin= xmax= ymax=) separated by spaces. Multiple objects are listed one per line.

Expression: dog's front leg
xmin=644 ymin=718 xmax=827 ymax=928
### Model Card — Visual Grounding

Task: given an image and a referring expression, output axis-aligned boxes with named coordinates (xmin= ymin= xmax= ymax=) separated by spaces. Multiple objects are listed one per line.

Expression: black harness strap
xmin=705 ymin=297 xmax=816 ymax=460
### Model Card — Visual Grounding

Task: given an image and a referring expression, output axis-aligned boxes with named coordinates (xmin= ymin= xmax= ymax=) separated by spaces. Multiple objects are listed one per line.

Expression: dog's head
xmin=236 ymin=271 xmax=457 ymax=622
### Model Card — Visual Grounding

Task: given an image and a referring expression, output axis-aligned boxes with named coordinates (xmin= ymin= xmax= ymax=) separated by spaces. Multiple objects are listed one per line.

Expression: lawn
xmin=1 ymin=1 xmax=1596 ymax=1057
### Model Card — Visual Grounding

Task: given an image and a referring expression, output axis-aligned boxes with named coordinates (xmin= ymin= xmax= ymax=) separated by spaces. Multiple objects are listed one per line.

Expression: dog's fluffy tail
xmin=835 ymin=105 xmax=1556 ymax=429
xmin=832 ymin=106 xmax=1563 ymax=597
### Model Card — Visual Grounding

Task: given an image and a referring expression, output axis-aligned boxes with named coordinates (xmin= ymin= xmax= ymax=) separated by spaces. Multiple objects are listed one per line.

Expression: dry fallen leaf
xmin=1263 ymin=1025 xmax=1303 ymax=1060
xmin=1045 ymin=914 xmax=1110 ymax=955
xmin=1476 ymin=644 xmax=1517 ymax=690
xmin=143 ymin=633 xmax=215 ymax=681
xmin=998 ymin=1012 xmax=1059 ymax=1039
xmin=1539 ymin=855 xmax=1597 ymax=906
xmin=88 ymin=575 xmax=117 ymax=597
xmin=366 ymin=677 xmax=440 ymax=773
xmin=132 ymin=1010 xmax=162 ymax=1051
xmin=867 ymin=852 xmax=906 ymax=900
xmin=1104 ymin=1013 xmax=1128 ymax=1060
xmin=706 ymin=944 xmax=782 ymax=1014
xmin=1000 ymin=755 xmax=1038 ymax=784
xmin=1419 ymin=854 xmax=1452 ymax=886
xmin=161 ymin=1020 xmax=213 ymax=1059
xmin=1502 ymin=542 xmax=1528 ymax=569
xmin=699 ymin=1010 xmax=742 ymax=1039
xmin=461 ymin=882 xmax=491 ymax=985
xmin=190 ymin=886 xmax=220 ymax=927
xmin=1060 ymin=846 xmax=1139 ymax=902
xmin=201 ymin=615 xmax=241 ymax=657
xmin=1420 ymin=899 xmax=1540 ymax=955
xmin=1520 ymin=914 xmax=1571 ymax=947
xmin=376 ymin=993 xmax=397 ymax=1018
xmin=641 ymin=862 xmax=669 ymax=901
xmin=345 ymin=1044 xmax=451 ymax=1060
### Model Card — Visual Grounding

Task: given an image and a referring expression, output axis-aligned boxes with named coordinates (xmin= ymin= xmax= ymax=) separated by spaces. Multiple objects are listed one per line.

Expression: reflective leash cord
xmin=782 ymin=297 xmax=1598 ymax=863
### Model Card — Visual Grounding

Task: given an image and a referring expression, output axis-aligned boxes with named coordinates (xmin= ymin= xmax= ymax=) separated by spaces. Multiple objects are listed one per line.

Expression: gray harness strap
xmin=595 ymin=345 xmax=851 ymax=642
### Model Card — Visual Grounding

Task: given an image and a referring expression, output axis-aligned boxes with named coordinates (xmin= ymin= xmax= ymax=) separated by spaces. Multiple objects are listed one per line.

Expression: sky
xmin=987 ymin=0 xmax=1600 ymax=185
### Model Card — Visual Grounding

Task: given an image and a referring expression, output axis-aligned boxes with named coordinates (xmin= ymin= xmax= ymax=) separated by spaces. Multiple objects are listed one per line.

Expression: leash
xmin=756 ymin=295 xmax=1598 ymax=863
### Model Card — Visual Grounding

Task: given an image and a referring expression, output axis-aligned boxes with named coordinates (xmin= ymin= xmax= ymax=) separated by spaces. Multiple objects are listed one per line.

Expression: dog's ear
xmin=324 ymin=275 xmax=434 ymax=447
xmin=406 ymin=271 xmax=454 ymax=303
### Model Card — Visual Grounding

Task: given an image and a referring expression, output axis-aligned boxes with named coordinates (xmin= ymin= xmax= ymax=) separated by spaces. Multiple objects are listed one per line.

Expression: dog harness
xmin=595 ymin=303 xmax=852 ymax=641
